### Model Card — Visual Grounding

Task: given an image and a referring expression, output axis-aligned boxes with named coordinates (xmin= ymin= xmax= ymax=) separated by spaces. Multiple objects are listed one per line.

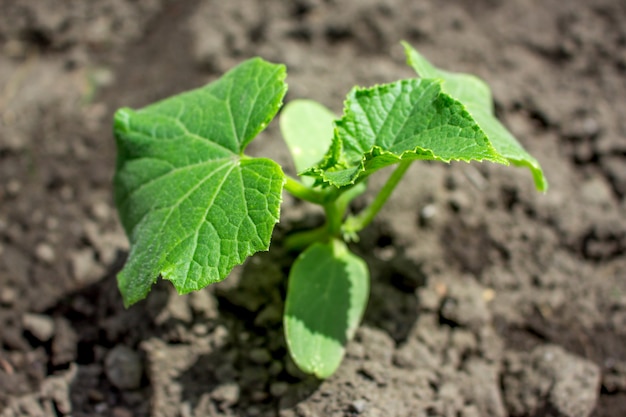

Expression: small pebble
xmin=0 ymin=286 xmax=17 ymax=306
xmin=32 ymin=210 xmax=44 ymax=224
xmin=448 ymin=191 xmax=470 ymax=212
xmin=215 ymin=362 xmax=237 ymax=381
xmin=192 ymin=323 xmax=209 ymax=336
xmin=461 ymin=405 xmax=481 ymax=417
xmin=211 ymin=382 xmax=240 ymax=406
xmin=211 ymin=325 xmax=229 ymax=347
xmin=6 ymin=180 xmax=21 ymax=196
xmin=581 ymin=177 xmax=613 ymax=207
xmin=583 ymin=117 xmax=599 ymax=136
xmin=179 ymin=402 xmax=192 ymax=417
xmin=163 ymin=293 xmax=193 ymax=324
xmin=249 ymin=348 xmax=272 ymax=365
xmin=105 ymin=345 xmax=143 ymax=390
xmin=88 ymin=389 xmax=105 ymax=402
xmin=70 ymin=248 xmax=102 ymax=283
xmin=46 ymin=217 xmax=59 ymax=230
xmin=91 ymin=201 xmax=110 ymax=221
xmin=251 ymin=391 xmax=268 ymax=403
xmin=254 ymin=304 xmax=282 ymax=327
xmin=35 ymin=243 xmax=56 ymax=264
xmin=240 ymin=366 xmax=269 ymax=389
xmin=189 ymin=289 xmax=218 ymax=320
xmin=23 ymin=313 xmax=55 ymax=342
xmin=246 ymin=406 xmax=262 ymax=416
xmin=91 ymin=67 xmax=114 ymax=87
xmin=60 ymin=185 xmax=74 ymax=201
xmin=374 ymin=245 xmax=395 ymax=261
xmin=268 ymin=360 xmax=283 ymax=376
xmin=269 ymin=381 xmax=289 ymax=397
xmin=418 ymin=287 xmax=441 ymax=311
xmin=52 ymin=317 xmax=78 ymax=366
xmin=4 ymin=39 xmax=28 ymax=59
xmin=483 ymin=288 xmax=496 ymax=302
xmin=350 ymin=399 xmax=367 ymax=414
xmin=419 ymin=204 xmax=438 ymax=226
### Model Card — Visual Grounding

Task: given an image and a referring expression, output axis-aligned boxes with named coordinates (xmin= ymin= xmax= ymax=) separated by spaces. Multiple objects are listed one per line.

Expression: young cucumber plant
xmin=113 ymin=42 xmax=547 ymax=378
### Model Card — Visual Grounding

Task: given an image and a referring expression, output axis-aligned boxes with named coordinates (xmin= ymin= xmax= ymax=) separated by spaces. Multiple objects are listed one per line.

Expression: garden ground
xmin=0 ymin=0 xmax=625 ymax=416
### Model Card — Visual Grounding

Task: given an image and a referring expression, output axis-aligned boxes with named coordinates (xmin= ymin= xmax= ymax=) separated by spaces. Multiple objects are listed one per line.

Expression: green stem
xmin=283 ymin=177 xmax=370 ymax=250
xmin=343 ymin=160 xmax=413 ymax=235
xmin=324 ymin=201 xmax=343 ymax=237
xmin=284 ymin=226 xmax=328 ymax=251
xmin=282 ymin=175 xmax=341 ymax=250
xmin=335 ymin=182 xmax=367 ymax=215
xmin=323 ymin=182 xmax=366 ymax=237
xmin=283 ymin=175 xmax=326 ymax=205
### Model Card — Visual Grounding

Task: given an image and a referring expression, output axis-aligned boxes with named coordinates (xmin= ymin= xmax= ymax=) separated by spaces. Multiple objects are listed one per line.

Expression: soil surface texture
xmin=1 ymin=1 xmax=625 ymax=416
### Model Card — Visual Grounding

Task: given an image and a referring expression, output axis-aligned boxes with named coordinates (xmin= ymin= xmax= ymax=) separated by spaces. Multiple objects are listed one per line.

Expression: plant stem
xmin=343 ymin=159 xmax=413 ymax=235
xmin=322 ymin=182 xmax=364 ymax=236
xmin=283 ymin=175 xmax=326 ymax=205
xmin=284 ymin=226 xmax=328 ymax=251
xmin=324 ymin=200 xmax=343 ymax=237
xmin=335 ymin=182 xmax=367 ymax=215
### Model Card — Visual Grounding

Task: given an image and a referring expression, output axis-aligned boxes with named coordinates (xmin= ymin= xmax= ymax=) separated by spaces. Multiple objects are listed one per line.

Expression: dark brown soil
xmin=1 ymin=1 xmax=625 ymax=416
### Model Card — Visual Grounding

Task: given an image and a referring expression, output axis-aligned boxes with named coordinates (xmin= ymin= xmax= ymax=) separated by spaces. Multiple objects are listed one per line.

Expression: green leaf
xmin=280 ymin=100 xmax=336 ymax=184
xmin=114 ymin=58 xmax=287 ymax=306
xmin=402 ymin=41 xmax=548 ymax=191
xmin=284 ymin=240 xmax=369 ymax=378
xmin=305 ymin=78 xmax=507 ymax=187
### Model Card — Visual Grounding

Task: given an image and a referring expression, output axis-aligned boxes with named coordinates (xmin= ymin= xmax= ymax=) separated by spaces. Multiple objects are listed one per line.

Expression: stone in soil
xmin=502 ymin=344 xmax=600 ymax=417
xmin=439 ymin=277 xmax=491 ymax=330
xmin=105 ymin=345 xmax=143 ymax=390
xmin=70 ymin=248 xmax=105 ymax=284
xmin=22 ymin=313 xmax=55 ymax=342
xmin=459 ymin=359 xmax=507 ymax=417
xmin=211 ymin=382 xmax=240 ymax=406
xmin=51 ymin=316 xmax=78 ymax=366
xmin=34 ymin=243 xmax=56 ymax=264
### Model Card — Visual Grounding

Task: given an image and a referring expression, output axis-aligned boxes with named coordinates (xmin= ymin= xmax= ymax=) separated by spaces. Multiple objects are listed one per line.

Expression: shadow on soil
xmin=37 ymin=215 xmax=425 ymax=414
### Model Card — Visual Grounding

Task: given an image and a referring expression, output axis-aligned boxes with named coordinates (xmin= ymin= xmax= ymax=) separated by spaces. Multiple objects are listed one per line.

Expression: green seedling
xmin=113 ymin=42 xmax=547 ymax=378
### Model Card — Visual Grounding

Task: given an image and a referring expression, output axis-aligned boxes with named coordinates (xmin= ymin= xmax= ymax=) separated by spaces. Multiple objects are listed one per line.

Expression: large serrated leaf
xmin=305 ymin=78 xmax=507 ymax=187
xmin=402 ymin=42 xmax=547 ymax=191
xmin=284 ymin=240 xmax=369 ymax=379
xmin=114 ymin=58 xmax=287 ymax=306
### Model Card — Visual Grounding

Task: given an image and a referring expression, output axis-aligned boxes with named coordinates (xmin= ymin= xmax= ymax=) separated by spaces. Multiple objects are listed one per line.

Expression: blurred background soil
xmin=0 ymin=1 xmax=625 ymax=416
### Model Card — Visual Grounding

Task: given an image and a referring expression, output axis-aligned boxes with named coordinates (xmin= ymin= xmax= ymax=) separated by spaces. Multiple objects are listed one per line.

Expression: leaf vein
xmin=120 ymin=157 xmax=232 ymax=209
xmin=181 ymin=162 xmax=237 ymax=289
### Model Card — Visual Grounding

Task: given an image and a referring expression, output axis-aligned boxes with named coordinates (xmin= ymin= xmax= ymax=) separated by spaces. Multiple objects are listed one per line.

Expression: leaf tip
xmin=117 ymin=269 xmax=154 ymax=309
xmin=508 ymin=157 xmax=548 ymax=192
xmin=113 ymin=107 xmax=133 ymax=134
xmin=531 ymin=166 xmax=549 ymax=192
xmin=399 ymin=39 xmax=413 ymax=56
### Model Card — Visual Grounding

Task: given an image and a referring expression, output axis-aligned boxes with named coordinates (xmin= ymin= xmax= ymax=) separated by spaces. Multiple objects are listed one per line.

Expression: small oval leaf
xmin=284 ymin=240 xmax=369 ymax=378
xmin=280 ymin=99 xmax=336 ymax=180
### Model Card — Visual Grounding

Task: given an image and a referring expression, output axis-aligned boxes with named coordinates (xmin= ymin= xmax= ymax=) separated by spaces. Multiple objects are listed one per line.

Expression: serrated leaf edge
xmin=303 ymin=80 xmax=510 ymax=187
